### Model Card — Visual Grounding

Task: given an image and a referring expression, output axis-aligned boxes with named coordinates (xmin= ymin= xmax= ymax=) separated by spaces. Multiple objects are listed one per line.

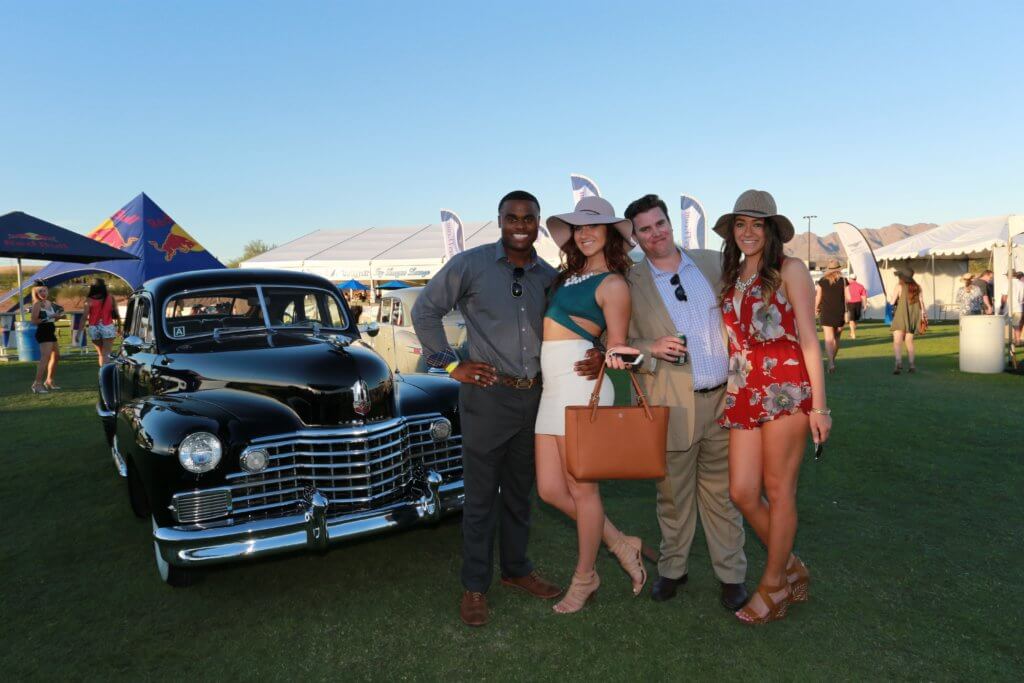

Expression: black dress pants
xmin=458 ymin=382 xmax=541 ymax=593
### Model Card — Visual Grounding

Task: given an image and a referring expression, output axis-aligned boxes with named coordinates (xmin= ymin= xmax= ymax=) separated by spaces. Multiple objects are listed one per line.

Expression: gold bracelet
xmin=810 ymin=408 xmax=831 ymax=416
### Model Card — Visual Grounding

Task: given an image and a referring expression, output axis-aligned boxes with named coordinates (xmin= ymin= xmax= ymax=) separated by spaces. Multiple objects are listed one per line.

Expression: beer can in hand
xmin=674 ymin=333 xmax=688 ymax=365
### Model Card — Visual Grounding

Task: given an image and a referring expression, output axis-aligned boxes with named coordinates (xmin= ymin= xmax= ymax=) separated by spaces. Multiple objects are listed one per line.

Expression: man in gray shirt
xmin=413 ymin=190 xmax=598 ymax=627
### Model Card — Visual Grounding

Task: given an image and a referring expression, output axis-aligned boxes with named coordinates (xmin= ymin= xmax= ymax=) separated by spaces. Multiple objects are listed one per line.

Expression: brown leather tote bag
xmin=565 ymin=364 xmax=668 ymax=481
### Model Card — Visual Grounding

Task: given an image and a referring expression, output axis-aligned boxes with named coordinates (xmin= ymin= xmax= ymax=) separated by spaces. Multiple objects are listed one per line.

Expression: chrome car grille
xmin=222 ymin=415 xmax=462 ymax=521
xmin=172 ymin=488 xmax=232 ymax=524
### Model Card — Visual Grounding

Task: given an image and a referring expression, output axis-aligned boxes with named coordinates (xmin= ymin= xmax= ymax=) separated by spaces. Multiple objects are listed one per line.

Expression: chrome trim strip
xmin=246 ymin=418 xmax=408 ymax=444
xmin=96 ymin=401 xmax=115 ymax=419
xmin=111 ymin=436 xmax=127 ymax=478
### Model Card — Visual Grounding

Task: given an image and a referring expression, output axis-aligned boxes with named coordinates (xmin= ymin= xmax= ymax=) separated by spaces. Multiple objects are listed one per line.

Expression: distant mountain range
xmin=783 ymin=223 xmax=937 ymax=266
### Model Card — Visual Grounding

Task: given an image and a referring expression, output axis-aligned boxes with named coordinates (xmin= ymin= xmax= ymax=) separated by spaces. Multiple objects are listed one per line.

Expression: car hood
xmin=158 ymin=333 xmax=394 ymax=427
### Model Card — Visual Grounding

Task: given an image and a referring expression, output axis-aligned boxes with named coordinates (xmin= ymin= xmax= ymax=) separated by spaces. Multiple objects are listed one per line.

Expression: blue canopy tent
xmin=337 ymin=278 xmax=369 ymax=291
xmin=377 ymin=280 xmax=410 ymax=290
xmin=1 ymin=211 xmax=138 ymax=322
xmin=1 ymin=192 xmax=225 ymax=312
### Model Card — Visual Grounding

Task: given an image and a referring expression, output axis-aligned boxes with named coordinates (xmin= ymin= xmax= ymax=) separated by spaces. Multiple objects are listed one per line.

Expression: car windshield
xmin=163 ymin=286 xmax=349 ymax=340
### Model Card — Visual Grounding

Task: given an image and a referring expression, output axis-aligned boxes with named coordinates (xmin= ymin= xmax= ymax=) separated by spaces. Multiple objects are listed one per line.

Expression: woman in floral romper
xmin=712 ymin=190 xmax=832 ymax=625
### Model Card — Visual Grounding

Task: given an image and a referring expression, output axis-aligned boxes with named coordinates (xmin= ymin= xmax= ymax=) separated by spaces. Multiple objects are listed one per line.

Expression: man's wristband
xmin=445 ymin=360 xmax=460 ymax=374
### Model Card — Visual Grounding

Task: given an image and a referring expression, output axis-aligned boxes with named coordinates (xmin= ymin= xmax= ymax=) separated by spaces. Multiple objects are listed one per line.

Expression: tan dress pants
xmin=656 ymin=387 xmax=746 ymax=583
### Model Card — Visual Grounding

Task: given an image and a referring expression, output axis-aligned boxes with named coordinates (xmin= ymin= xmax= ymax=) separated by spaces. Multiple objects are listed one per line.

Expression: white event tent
xmin=874 ymin=215 xmax=1024 ymax=319
xmin=240 ymin=222 xmax=563 ymax=284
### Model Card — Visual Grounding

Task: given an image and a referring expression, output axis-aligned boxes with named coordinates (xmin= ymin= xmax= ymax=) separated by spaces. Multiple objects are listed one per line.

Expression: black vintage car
xmin=97 ymin=269 xmax=464 ymax=586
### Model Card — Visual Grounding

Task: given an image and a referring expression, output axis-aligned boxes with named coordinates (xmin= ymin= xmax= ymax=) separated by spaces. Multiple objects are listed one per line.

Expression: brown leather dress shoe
xmin=501 ymin=570 xmax=563 ymax=599
xmin=460 ymin=591 xmax=489 ymax=627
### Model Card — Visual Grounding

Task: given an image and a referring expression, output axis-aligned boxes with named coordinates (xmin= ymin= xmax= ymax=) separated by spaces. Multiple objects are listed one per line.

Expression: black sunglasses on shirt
xmin=670 ymin=273 xmax=687 ymax=302
xmin=512 ymin=267 xmax=525 ymax=298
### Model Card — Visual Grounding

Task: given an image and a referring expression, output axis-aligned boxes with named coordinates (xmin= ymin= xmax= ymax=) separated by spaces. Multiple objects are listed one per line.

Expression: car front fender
xmin=116 ymin=394 xmax=241 ymax=526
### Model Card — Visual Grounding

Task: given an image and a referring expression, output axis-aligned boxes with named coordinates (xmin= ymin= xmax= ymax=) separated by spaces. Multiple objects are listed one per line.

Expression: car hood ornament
xmin=352 ymin=379 xmax=371 ymax=416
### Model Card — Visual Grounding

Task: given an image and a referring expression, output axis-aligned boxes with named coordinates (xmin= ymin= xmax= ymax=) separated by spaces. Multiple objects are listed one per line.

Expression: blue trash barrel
xmin=16 ymin=321 xmax=40 ymax=362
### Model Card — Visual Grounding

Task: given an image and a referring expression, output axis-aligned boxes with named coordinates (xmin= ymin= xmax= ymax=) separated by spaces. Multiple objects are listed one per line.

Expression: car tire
xmin=152 ymin=517 xmax=195 ymax=588
xmin=127 ymin=463 xmax=150 ymax=518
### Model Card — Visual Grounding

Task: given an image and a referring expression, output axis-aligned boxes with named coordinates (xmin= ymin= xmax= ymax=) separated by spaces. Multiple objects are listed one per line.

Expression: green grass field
xmin=1 ymin=322 xmax=1020 ymax=680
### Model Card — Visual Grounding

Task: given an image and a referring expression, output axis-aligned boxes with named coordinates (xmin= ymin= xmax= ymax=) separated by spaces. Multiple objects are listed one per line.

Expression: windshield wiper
xmin=210 ymin=326 xmax=270 ymax=343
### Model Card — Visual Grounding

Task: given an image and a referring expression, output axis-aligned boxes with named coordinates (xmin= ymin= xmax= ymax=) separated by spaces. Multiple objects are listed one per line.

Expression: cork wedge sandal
xmin=735 ymin=581 xmax=791 ymax=625
xmin=787 ymin=555 xmax=810 ymax=603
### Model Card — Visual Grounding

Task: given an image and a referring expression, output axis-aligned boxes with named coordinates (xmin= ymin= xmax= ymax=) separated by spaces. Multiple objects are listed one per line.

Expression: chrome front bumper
xmin=153 ymin=472 xmax=464 ymax=567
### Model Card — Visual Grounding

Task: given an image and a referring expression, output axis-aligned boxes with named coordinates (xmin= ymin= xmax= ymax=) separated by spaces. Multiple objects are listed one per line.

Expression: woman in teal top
xmin=534 ymin=196 xmax=646 ymax=614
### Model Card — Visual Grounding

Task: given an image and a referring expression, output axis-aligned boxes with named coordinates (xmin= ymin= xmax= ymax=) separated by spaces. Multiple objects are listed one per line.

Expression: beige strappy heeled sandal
xmin=553 ymin=571 xmax=600 ymax=614
xmin=610 ymin=535 xmax=647 ymax=596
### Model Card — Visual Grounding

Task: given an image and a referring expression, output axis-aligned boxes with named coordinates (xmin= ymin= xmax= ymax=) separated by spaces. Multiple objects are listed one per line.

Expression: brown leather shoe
xmin=500 ymin=570 xmax=563 ymax=599
xmin=460 ymin=591 xmax=489 ymax=627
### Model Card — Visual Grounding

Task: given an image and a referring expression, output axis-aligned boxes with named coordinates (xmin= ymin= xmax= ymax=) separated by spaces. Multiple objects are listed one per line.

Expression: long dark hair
xmin=87 ymin=278 xmax=108 ymax=300
xmin=901 ymin=278 xmax=922 ymax=304
xmin=719 ymin=216 xmax=786 ymax=303
xmin=554 ymin=225 xmax=631 ymax=288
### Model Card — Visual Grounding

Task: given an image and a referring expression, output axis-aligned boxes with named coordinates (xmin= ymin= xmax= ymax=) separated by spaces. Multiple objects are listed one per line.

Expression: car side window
xmin=392 ymin=300 xmax=404 ymax=327
xmin=379 ymin=298 xmax=393 ymax=324
xmin=124 ymin=298 xmax=136 ymax=333
xmin=134 ymin=297 xmax=153 ymax=342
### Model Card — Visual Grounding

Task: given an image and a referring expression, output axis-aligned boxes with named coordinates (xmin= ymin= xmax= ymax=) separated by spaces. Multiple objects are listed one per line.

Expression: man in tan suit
xmin=622 ymin=194 xmax=748 ymax=610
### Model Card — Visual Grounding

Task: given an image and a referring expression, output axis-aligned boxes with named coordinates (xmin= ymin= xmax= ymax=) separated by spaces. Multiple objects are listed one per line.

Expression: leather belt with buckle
xmin=496 ymin=373 xmax=541 ymax=389
xmin=694 ymin=382 xmax=726 ymax=394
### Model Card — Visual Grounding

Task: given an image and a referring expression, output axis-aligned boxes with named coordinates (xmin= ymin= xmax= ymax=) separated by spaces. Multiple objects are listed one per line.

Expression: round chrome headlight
xmin=240 ymin=448 xmax=269 ymax=473
xmin=429 ymin=418 xmax=452 ymax=442
xmin=178 ymin=432 xmax=222 ymax=473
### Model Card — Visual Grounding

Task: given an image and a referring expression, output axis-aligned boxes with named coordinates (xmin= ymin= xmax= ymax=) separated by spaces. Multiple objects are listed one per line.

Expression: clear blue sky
xmin=2 ymin=0 xmax=1021 ymax=265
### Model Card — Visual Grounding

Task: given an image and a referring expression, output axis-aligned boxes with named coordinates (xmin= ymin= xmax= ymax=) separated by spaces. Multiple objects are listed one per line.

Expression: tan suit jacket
xmin=627 ymin=249 xmax=727 ymax=452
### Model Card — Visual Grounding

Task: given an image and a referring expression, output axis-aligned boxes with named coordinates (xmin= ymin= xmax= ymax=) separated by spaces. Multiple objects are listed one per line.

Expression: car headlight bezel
xmin=178 ymin=431 xmax=223 ymax=474
xmin=239 ymin=447 xmax=269 ymax=473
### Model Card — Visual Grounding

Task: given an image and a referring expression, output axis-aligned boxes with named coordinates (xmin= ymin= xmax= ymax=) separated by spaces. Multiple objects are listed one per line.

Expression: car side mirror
xmin=359 ymin=322 xmax=380 ymax=338
xmin=122 ymin=335 xmax=153 ymax=354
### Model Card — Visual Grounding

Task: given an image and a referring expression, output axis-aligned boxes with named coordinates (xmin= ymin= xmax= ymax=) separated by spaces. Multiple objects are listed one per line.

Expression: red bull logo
xmin=88 ymin=220 xmax=139 ymax=250
xmin=7 ymin=232 xmax=58 ymax=241
xmin=148 ymin=224 xmax=206 ymax=262
xmin=110 ymin=209 xmax=140 ymax=225
xmin=147 ymin=215 xmax=173 ymax=229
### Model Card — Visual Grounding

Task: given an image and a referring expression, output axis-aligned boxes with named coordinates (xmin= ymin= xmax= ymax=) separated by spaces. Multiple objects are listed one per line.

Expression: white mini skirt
xmin=535 ymin=339 xmax=614 ymax=436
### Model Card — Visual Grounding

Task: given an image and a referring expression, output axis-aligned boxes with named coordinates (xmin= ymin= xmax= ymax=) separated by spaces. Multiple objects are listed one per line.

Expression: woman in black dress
xmin=29 ymin=284 xmax=64 ymax=393
xmin=815 ymin=260 xmax=847 ymax=373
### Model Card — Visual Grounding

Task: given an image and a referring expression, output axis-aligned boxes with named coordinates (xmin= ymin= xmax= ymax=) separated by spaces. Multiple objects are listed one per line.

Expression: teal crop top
xmin=544 ymin=271 xmax=612 ymax=343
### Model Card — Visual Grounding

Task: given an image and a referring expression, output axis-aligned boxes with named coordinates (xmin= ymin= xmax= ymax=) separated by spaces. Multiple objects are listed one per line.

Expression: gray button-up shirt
xmin=412 ymin=240 xmax=557 ymax=378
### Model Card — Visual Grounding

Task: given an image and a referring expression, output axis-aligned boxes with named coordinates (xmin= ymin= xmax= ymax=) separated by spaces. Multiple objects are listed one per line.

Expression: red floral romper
xmin=719 ymin=277 xmax=812 ymax=429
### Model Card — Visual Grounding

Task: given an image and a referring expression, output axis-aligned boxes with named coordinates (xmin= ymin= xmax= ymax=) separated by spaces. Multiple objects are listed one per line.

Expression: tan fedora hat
xmin=825 ymin=259 xmax=843 ymax=272
xmin=712 ymin=189 xmax=796 ymax=243
xmin=546 ymin=196 xmax=634 ymax=251
xmin=894 ymin=266 xmax=915 ymax=281
xmin=960 ymin=272 xmax=975 ymax=282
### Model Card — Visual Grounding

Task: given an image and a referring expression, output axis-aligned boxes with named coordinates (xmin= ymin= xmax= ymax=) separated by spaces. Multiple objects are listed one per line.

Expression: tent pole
xmin=931 ymin=254 xmax=936 ymax=320
xmin=369 ymin=262 xmax=376 ymax=304
xmin=16 ymin=257 xmax=25 ymax=322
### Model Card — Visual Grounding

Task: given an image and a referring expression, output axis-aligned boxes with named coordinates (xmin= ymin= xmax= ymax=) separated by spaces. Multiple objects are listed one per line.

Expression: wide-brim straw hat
xmin=712 ymin=189 xmax=796 ymax=243
xmin=546 ymin=196 xmax=634 ymax=251
xmin=825 ymin=259 xmax=843 ymax=272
